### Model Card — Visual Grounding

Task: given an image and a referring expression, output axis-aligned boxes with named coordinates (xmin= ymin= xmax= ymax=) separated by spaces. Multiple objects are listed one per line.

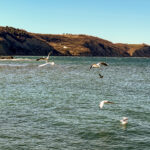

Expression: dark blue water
xmin=0 ymin=57 xmax=150 ymax=150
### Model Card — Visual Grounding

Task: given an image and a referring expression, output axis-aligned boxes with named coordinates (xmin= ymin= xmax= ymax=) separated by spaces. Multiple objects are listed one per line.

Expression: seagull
xmin=36 ymin=51 xmax=52 ymax=62
xmin=99 ymin=100 xmax=114 ymax=109
xmin=37 ymin=51 xmax=55 ymax=67
xmin=120 ymin=117 xmax=128 ymax=125
xmin=38 ymin=62 xmax=55 ymax=67
xmin=90 ymin=62 xmax=108 ymax=70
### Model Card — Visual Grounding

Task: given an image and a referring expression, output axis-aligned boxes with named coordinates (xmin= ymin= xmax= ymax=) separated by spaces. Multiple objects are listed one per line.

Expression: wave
xmin=0 ymin=58 xmax=35 ymax=61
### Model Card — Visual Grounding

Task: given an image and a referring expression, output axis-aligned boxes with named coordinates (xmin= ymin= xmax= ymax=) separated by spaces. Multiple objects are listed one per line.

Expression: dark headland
xmin=0 ymin=26 xmax=150 ymax=57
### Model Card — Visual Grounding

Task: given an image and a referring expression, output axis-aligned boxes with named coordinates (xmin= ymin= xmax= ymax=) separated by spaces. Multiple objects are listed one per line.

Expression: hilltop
xmin=0 ymin=26 xmax=150 ymax=57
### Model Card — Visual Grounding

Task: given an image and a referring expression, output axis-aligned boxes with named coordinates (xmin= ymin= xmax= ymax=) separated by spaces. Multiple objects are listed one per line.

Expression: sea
xmin=0 ymin=56 xmax=149 ymax=150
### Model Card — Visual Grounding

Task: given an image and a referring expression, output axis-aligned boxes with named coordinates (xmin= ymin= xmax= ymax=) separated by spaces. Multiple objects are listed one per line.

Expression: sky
xmin=0 ymin=0 xmax=150 ymax=44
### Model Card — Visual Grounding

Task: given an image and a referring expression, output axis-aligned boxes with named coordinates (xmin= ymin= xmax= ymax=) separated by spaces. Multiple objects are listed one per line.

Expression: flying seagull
xmin=36 ymin=51 xmax=52 ymax=62
xmin=37 ymin=51 xmax=55 ymax=67
xmin=120 ymin=117 xmax=128 ymax=125
xmin=99 ymin=100 xmax=114 ymax=109
xmin=90 ymin=62 xmax=108 ymax=70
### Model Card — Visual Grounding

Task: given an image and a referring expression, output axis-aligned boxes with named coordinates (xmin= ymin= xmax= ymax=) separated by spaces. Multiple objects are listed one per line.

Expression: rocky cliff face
xmin=132 ymin=46 xmax=150 ymax=57
xmin=0 ymin=26 xmax=150 ymax=57
xmin=0 ymin=26 xmax=59 ymax=56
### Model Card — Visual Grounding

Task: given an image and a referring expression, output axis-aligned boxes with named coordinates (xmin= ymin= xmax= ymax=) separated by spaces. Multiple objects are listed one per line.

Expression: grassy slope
xmin=0 ymin=26 xmax=149 ymax=56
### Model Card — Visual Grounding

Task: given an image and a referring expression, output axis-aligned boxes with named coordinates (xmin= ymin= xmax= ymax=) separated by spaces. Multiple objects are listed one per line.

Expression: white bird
xmin=120 ymin=117 xmax=128 ymax=125
xmin=38 ymin=62 xmax=55 ymax=67
xmin=99 ymin=100 xmax=114 ymax=109
xmin=90 ymin=62 xmax=108 ymax=70
xmin=36 ymin=51 xmax=52 ymax=62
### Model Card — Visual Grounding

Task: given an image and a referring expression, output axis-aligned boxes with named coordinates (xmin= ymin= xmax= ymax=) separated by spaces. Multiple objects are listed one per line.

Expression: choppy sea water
xmin=0 ymin=56 xmax=149 ymax=150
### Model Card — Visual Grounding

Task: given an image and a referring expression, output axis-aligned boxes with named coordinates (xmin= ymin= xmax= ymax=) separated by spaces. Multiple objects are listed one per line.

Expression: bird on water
xmin=120 ymin=117 xmax=128 ymax=125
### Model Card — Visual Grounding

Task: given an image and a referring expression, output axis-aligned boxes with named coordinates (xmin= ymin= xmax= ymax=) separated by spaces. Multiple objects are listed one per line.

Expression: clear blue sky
xmin=0 ymin=0 xmax=150 ymax=44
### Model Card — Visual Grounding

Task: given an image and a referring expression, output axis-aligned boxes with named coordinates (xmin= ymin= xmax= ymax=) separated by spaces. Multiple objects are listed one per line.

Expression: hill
xmin=0 ymin=26 xmax=150 ymax=57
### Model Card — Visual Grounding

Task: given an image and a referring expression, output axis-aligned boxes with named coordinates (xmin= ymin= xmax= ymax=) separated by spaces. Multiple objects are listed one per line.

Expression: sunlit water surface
xmin=0 ymin=56 xmax=150 ymax=150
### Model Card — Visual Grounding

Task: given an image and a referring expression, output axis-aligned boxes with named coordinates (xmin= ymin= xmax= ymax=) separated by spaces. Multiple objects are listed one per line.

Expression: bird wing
xmin=38 ymin=63 xmax=49 ymax=67
xmin=46 ymin=51 xmax=52 ymax=63
xmin=106 ymin=101 xmax=114 ymax=104
xmin=99 ymin=101 xmax=104 ymax=108
xmin=36 ymin=57 xmax=45 ymax=61
xmin=47 ymin=51 xmax=52 ymax=59
xmin=100 ymin=62 xmax=108 ymax=66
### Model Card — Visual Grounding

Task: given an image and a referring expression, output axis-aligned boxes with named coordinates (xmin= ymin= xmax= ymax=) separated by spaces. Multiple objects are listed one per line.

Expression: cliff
xmin=0 ymin=26 xmax=150 ymax=57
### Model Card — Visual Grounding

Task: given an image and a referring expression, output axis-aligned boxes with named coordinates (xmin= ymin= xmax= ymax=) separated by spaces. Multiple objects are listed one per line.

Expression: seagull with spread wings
xmin=90 ymin=62 xmax=108 ymax=70
xmin=99 ymin=100 xmax=114 ymax=109
xmin=37 ymin=51 xmax=55 ymax=67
